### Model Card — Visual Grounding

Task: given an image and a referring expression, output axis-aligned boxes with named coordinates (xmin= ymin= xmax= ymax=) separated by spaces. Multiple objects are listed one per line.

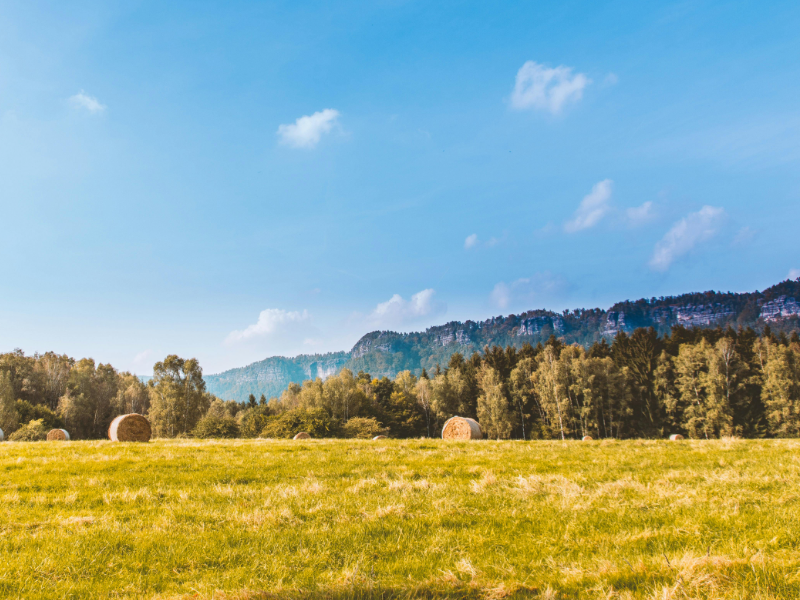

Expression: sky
xmin=1 ymin=0 xmax=799 ymax=375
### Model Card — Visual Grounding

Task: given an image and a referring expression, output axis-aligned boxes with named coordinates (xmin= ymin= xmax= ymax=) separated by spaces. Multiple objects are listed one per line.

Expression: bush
xmin=193 ymin=415 xmax=240 ymax=439
xmin=16 ymin=400 xmax=63 ymax=431
xmin=9 ymin=419 xmax=48 ymax=441
xmin=342 ymin=417 xmax=389 ymax=439
xmin=238 ymin=406 xmax=273 ymax=438
xmin=260 ymin=408 xmax=341 ymax=439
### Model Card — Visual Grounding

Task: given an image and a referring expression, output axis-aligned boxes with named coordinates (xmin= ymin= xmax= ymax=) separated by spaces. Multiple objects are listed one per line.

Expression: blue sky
xmin=1 ymin=0 xmax=799 ymax=374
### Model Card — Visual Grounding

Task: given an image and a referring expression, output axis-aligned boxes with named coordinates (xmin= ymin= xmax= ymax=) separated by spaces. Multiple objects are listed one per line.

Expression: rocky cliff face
xmin=760 ymin=295 xmax=800 ymax=321
xmin=205 ymin=279 xmax=800 ymax=402
xmin=204 ymin=352 xmax=349 ymax=401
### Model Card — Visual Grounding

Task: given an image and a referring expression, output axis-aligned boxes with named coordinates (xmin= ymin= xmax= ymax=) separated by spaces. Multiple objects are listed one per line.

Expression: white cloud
xmin=626 ymin=201 xmax=656 ymax=227
xmin=490 ymin=272 xmax=567 ymax=310
xmin=277 ymin=108 xmax=340 ymax=149
xmin=490 ymin=282 xmax=512 ymax=310
xmin=368 ymin=289 xmax=446 ymax=328
xmin=603 ymin=73 xmax=619 ymax=87
xmin=226 ymin=309 xmax=309 ymax=343
xmin=511 ymin=61 xmax=590 ymax=114
xmin=564 ymin=179 xmax=613 ymax=233
xmin=732 ymin=226 xmax=756 ymax=246
xmin=133 ymin=350 xmax=152 ymax=365
xmin=789 ymin=268 xmax=800 ymax=280
xmin=649 ymin=206 xmax=726 ymax=271
xmin=69 ymin=91 xmax=105 ymax=113
xmin=464 ymin=233 xmax=501 ymax=250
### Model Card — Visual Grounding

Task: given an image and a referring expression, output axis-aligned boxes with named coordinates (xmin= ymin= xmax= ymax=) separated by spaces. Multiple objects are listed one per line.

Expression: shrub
xmin=260 ymin=408 xmax=341 ymax=439
xmin=193 ymin=415 xmax=240 ymax=439
xmin=342 ymin=417 xmax=389 ymax=439
xmin=9 ymin=419 xmax=48 ymax=442
xmin=238 ymin=406 xmax=273 ymax=438
xmin=16 ymin=400 xmax=63 ymax=431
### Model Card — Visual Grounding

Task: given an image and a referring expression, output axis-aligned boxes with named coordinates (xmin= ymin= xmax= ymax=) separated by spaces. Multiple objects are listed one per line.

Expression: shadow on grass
xmin=170 ymin=583 xmax=542 ymax=600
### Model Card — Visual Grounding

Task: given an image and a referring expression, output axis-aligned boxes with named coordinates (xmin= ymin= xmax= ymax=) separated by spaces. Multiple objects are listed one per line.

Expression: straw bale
xmin=582 ymin=435 xmax=593 ymax=441
xmin=669 ymin=434 xmax=684 ymax=441
xmin=372 ymin=435 xmax=387 ymax=440
xmin=46 ymin=429 xmax=70 ymax=441
xmin=293 ymin=432 xmax=311 ymax=440
xmin=108 ymin=414 xmax=152 ymax=442
xmin=441 ymin=416 xmax=482 ymax=440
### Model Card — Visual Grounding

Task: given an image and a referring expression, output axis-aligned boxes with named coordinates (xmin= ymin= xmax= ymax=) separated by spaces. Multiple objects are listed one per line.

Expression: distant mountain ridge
xmin=204 ymin=279 xmax=800 ymax=402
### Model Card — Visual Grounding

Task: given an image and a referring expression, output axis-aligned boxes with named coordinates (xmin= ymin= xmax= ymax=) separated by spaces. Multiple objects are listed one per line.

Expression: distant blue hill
xmin=204 ymin=279 xmax=800 ymax=402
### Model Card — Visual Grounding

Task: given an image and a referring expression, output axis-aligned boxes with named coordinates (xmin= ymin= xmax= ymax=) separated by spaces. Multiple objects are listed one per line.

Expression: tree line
xmin=2 ymin=325 xmax=800 ymax=440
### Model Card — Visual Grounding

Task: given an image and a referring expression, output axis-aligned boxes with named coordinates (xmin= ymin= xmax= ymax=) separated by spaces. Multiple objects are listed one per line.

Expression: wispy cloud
xmin=226 ymin=308 xmax=309 ymax=343
xmin=732 ymin=226 xmax=756 ymax=246
xmin=511 ymin=61 xmax=590 ymax=114
xmin=564 ymin=179 xmax=613 ymax=233
xmin=603 ymin=73 xmax=619 ymax=87
xmin=626 ymin=201 xmax=656 ymax=227
xmin=69 ymin=91 xmax=105 ymax=113
xmin=490 ymin=272 xmax=567 ymax=310
xmin=789 ymin=268 xmax=800 ymax=280
xmin=277 ymin=109 xmax=340 ymax=148
xmin=463 ymin=233 xmax=501 ymax=250
xmin=368 ymin=289 xmax=446 ymax=328
xmin=133 ymin=350 xmax=152 ymax=365
xmin=649 ymin=206 xmax=726 ymax=271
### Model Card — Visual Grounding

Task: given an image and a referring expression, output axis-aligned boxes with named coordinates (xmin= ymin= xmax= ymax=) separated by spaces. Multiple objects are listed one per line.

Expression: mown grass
xmin=2 ymin=439 xmax=800 ymax=599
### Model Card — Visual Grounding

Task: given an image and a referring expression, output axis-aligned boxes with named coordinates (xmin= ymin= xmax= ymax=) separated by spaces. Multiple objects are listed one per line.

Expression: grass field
xmin=2 ymin=439 xmax=800 ymax=599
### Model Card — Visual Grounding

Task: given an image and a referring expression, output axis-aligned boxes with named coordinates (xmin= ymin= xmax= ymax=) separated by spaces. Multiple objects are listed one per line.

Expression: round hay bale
xmin=0 ymin=427 xmax=4 ymax=442
xmin=669 ymin=434 xmax=684 ymax=441
xmin=582 ymin=435 xmax=593 ymax=441
xmin=108 ymin=414 xmax=152 ymax=442
xmin=372 ymin=435 xmax=387 ymax=440
xmin=46 ymin=429 xmax=70 ymax=441
xmin=442 ymin=416 xmax=482 ymax=440
xmin=293 ymin=432 xmax=311 ymax=440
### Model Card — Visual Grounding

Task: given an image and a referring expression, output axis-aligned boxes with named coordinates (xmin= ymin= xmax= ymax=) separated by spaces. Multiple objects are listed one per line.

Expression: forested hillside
xmin=4 ymin=303 xmax=800 ymax=441
xmin=205 ymin=279 xmax=800 ymax=402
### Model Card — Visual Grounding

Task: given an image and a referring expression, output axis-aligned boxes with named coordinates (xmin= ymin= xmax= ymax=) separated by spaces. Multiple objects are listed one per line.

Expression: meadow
xmin=2 ymin=439 xmax=800 ymax=599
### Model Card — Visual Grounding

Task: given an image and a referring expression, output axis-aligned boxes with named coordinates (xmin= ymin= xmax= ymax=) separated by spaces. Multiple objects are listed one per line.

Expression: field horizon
xmin=2 ymin=438 xmax=799 ymax=599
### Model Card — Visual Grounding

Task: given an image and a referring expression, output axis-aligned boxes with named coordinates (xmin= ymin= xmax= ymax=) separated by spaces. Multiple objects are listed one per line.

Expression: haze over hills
xmin=204 ymin=279 xmax=800 ymax=402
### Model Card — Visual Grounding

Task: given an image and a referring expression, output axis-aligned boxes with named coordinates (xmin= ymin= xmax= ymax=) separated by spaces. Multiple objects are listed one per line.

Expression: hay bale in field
xmin=0 ymin=428 xmax=4 ymax=442
xmin=293 ymin=432 xmax=311 ymax=440
xmin=441 ymin=416 xmax=482 ymax=440
xmin=108 ymin=414 xmax=152 ymax=442
xmin=582 ymin=435 xmax=593 ymax=441
xmin=46 ymin=429 xmax=70 ymax=441
xmin=372 ymin=435 xmax=387 ymax=440
xmin=669 ymin=434 xmax=684 ymax=441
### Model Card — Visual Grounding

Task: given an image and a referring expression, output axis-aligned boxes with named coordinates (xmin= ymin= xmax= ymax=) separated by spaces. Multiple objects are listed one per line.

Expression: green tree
xmin=113 ymin=373 xmax=149 ymax=415
xmin=477 ymin=364 xmax=516 ymax=439
xmin=57 ymin=359 xmax=119 ymax=439
xmin=675 ymin=341 xmax=711 ymax=439
xmin=0 ymin=371 xmax=20 ymax=435
xmin=509 ymin=357 xmax=537 ymax=439
xmin=761 ymin=340 xmax=800 ymax=436
xmin=148 ymin=355 xmax=209 ymax=438
xmin=413 ymin=375 xmax=433 ymax=437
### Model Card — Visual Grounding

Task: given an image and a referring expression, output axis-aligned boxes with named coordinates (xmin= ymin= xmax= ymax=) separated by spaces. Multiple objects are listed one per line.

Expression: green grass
xmin=2 ymin=439 xmax=800 ymax=599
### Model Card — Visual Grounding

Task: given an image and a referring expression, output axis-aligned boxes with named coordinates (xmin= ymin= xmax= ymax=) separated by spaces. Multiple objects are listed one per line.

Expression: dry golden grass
xmin=2 ymin=438 xmax=800 ymax=598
